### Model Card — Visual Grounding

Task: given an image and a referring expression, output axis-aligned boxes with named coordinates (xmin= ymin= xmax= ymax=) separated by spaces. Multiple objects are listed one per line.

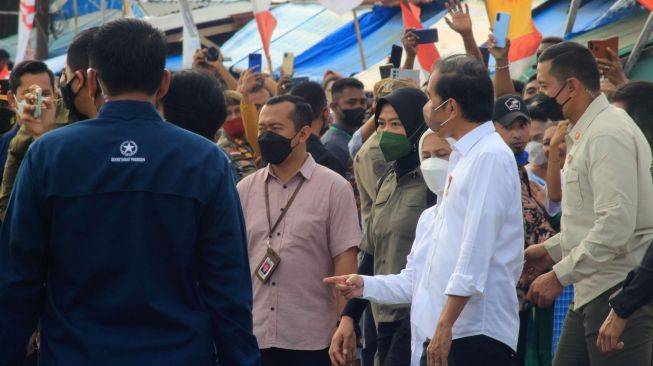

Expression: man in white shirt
xmin=326 ymin=56 xmax=523 ymax=366
xmin=418 ymin=55 xmax=523 ymax=366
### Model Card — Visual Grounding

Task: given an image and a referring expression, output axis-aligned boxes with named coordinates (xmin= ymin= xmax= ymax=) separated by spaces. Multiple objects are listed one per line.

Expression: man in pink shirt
xmin=237 ymin=95 xmax=360 ymax=366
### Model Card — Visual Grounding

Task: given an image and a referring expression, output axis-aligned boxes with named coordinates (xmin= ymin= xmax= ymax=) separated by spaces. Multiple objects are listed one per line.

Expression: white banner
xmin=16 ymin=0 xmax=36 ymax=64
xmin=178 ymin=0 xmax=201 ymax=69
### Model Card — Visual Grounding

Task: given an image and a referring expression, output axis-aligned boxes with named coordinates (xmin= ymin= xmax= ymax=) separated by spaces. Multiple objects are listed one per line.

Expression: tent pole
xmin=352 ymin=9 xmax=367 ymax=70
xmin=101 ymin=0 xmax=106 ymax=24
xmin=73 ymin=0 xmax=78 ymax=34
xmin=625 ymin=12 xmax=653 ymax=77
xmin=563 ymin=0 xmax=581 ymax=36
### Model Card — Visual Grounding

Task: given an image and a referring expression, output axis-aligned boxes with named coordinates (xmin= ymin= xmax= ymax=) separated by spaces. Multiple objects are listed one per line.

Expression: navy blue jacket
xmin=0 ymin=101 xmax=260 ymax=366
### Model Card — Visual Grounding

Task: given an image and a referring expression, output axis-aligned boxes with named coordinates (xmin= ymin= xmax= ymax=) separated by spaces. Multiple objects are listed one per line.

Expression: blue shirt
xmin=0 ymin=101 xmax=260 ymax=366
xmin=0 ymin=124 xmax=19 ymax=183
xmin=321 ymin=124 xmax=353 ymax=171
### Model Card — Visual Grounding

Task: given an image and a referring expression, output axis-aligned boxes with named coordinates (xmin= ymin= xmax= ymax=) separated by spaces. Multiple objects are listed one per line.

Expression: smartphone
xmin=480 ymin=46 xmax=490 ymax=67
xmin=248 ymin=53 xmax=263 ymax=73
xmin=282 ymin=52 xmax=295 ymax=76
xmin=34 ymin=88 xmax=42 ymax=118
xmin=390 ymin=45 xmax=403 ymax=69
xmin=391 ymin=68 xmax=420 ymax=84
xmin=588 ymin=37 xmax=619 ymax=59
xmin=411 ymin=28 xmax=438 ymax=44
xmin=379 ymin=64 xmax=393 ymax=79
xmin=492 ymin=12 xmax=511 ymax=48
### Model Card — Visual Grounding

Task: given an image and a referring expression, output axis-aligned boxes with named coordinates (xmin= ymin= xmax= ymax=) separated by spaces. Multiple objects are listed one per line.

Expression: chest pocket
xmin=563 ymin=168 xmax=583 ymax=210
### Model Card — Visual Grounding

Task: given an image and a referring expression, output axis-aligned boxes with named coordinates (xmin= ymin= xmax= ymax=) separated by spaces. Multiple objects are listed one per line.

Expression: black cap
xmin=493 ymin=95 xmax=530 ymax=127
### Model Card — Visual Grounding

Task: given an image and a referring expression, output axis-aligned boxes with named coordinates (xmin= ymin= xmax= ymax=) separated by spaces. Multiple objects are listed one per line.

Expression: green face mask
xmin=377 ymin=131 xmax=412 ymax=162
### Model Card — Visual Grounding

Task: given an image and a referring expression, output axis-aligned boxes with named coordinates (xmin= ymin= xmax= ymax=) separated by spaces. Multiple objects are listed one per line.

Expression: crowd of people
xmin=1 ymin=1 xmax=653 ymax=366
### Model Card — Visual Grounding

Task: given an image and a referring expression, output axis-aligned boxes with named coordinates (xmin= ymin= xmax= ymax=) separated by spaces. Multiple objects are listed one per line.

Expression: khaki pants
xmin=554 ymin=284 xmax=653 ymax=366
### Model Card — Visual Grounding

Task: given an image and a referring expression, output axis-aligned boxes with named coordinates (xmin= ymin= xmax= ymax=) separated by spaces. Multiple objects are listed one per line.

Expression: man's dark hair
xmin=251 ymin=84 xmax=272 ymax=97
xmin=67 ymin=27 xmax=98 ymax=72
xmin=538 ymin=41 xmax=600 ymax=93
xmin=265 ymin=95 xmax=313 ymax=132
xmin=527 ymin=103 xmax=548 ymax=122
xmin=611 ymin=81 xmax=653 ymax=147
xmin=331 ymin=77 xmax=364 ymax=101
xmin=0 ymin=49 xmax=9 ymax=61
xmin=291 ymin=81 xmax=326 ymax=121
xmin=433 ymin=55 xmax=494 ymax=123
xmin=512 ymin=80 xmax=525 ymax=96
xmin=541 ymin=36 xmax=564 ymax=46
xmin=162 ymin=70 xmax=226 ymax=141
xmin=89 ymin=19 xmax=167 ymax=96
xmin=9 ymin=60 xmax=54 ymax=94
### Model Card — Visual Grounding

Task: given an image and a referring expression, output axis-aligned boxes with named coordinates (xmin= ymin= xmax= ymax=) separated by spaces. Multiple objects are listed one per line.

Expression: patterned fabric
xmin=218 ymin=134 xmax=258 ymax=182
xmin=552 ymin=285 xmax=574 ymax=357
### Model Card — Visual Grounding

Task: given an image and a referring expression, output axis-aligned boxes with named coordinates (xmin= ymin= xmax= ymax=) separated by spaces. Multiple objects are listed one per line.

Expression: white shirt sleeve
xmin=361 ymin=209 xmax=434 ymax=304
xmin=445 ymin=153 xmax=514 ymax=297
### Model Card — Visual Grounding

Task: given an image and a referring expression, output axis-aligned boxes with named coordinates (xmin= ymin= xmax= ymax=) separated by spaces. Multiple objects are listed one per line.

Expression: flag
xmin=15 ymin=0 xmax=36 ymax=64
xmin=639 ymin=0 xmax=653 ymax=10
xmin=400 ymin=0 xmax=440 ymax=72
xmin=252 ymin=0 xmax=277 ymax=60
xmin=319 ymin=0 xmax=364 ymax=15
xmin=486 ymin=0 xmax=542 ymax=76
xmin=178 ymin=0 xmax=201 ymax=69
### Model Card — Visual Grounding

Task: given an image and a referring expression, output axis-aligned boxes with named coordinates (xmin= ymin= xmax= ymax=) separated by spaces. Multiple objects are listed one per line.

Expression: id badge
xmin=255 ymin=246 xmax=281 ymax=283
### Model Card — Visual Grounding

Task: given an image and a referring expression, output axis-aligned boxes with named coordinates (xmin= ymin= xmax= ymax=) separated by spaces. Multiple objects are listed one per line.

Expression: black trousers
xmin=260 ymin=347 xmax=330 ymax=366
xmin=361 ymin=305 xmax=377 ymax=366
xmin=377 ymin=317 xmax=411 ymax=366
xmin=421 ymin=335 xmax=516 ymax=366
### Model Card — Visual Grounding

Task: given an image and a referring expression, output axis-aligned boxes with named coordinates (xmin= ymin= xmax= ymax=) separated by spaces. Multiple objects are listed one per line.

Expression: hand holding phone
xmin=588 ymin=37 xmax=619 ymax=60
xmin=282 ymin=52 xmax=295 ymax=76
xmin=248 ymin=53 xmax=263 ymax=73
xmin=410 ymin=28 xmax=439 ymax=44
xmin=492 ymin=12 xmax=511 ymax=48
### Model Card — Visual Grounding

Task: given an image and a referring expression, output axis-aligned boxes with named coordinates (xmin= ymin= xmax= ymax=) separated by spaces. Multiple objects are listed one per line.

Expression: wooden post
xmin=352 ymin=9 xmax=367 ymax=70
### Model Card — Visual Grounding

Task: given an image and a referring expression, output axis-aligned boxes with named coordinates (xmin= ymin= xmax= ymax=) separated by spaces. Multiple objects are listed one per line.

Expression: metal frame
xmin=625 ymin=11 xmax=653 ymax=77
xmin=564 ymin=0 xmax=581 ymax=36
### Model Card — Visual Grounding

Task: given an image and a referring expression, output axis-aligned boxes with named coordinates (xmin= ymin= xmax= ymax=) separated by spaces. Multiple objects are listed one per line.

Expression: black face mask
xmin=538 ymin=83 xmax=570 ymax=122
xmin=341 ymin=107 xmax=366 ymax=128
xmin=60 ymin=73 xmax=89 ymax=121
xmin=258 ymin=131 xmax=298 ymax=165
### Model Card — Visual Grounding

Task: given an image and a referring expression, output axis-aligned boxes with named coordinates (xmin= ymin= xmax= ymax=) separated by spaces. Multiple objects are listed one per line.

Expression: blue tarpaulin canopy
xmin=220 ymin=2 xmax=446 ymax=81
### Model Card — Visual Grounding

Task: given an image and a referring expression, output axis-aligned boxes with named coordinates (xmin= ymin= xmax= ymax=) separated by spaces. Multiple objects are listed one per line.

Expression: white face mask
xmin=420 ymin=157 xmax=449 ymax=197
xmin=13 ymin=94 xmax=27 ymax=116
xmin=526 ymin=141 xmax=547 ymax=165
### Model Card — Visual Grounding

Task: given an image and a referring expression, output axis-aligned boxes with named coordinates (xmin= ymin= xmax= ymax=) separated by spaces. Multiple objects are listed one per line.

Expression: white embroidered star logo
xmin=120 ymin=141 xmax=138 ymax=157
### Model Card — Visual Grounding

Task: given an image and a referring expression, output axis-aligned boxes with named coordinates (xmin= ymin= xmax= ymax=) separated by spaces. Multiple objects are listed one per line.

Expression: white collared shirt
xmin=362 ymin=122 xmax=523 ymax=365
xmin=420 ymin=122 xmax=523 ymax=352
xmin=362 ymin=206 xmax=438 ymax=365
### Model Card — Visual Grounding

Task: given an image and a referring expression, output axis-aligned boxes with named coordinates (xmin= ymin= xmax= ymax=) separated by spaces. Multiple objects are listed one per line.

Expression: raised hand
xmin=444 ymin=0 xmax=472 ymax=35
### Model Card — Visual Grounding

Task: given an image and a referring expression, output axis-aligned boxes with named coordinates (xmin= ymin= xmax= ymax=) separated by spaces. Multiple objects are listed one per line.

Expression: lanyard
xmin=264 ymin=177 xmax=306 ymax=248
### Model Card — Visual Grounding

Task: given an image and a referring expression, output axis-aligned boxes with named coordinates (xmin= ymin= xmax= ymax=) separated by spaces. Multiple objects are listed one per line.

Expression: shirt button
xmin=382 ymin=260 xmax=386 ymax=264
xmin=272 ymin=282 xmax=276 ymax=286
xmin=280 ymin=208 xmax=284 ymax=212
xmin=277 ymin=232 xmax=281 ymax=236
xmin=283 ymin=185 xmax=287 ymax=189
xmin=271 ymin=307 xmax=275 ymax=311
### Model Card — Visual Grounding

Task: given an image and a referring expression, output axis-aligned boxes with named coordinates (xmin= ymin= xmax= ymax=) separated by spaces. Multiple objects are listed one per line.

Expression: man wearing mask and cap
xmin=0 ymin=28 xmax=101 ymax=220
xmin=494 ymin=95 xmax=557 ymax=366
xmin=237 ymin=95 xmax=359 ymax=366
xmin=218 ymin=90 xmax=258 ymax=181
xmin=321 ymin=78 xmax=367 ymax=171
xmin=327 ymin=87 xmax=433 ymax=366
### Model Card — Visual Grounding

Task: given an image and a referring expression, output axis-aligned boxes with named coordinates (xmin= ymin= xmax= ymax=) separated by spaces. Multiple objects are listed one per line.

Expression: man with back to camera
xmin=0 ymin=18 xmax=259 ymax=366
